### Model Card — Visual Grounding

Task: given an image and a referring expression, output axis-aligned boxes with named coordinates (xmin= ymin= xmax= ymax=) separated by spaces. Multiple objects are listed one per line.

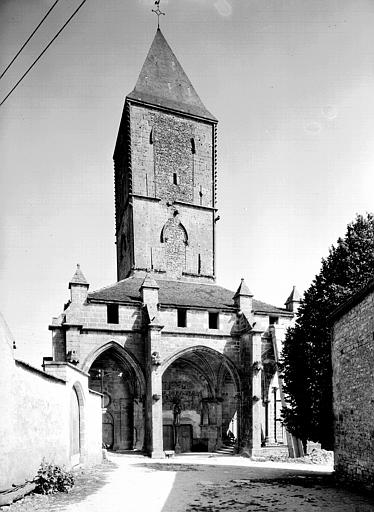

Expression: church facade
xmin=49 ymin=29 xmax=299 ymax=458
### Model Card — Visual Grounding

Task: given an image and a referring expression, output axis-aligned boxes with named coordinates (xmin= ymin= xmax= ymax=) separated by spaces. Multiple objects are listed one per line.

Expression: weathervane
xmin=152 ymin=0 xmax=165 ymax=29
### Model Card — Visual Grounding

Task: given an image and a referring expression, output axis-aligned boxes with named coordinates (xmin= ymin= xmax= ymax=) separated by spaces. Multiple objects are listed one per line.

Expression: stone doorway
xmin=163 ymin=425 xmax=174 ymax=451
xmin=70 ymin=386 xmax=81 ymax=466
xmin=179 ymin=424 xmax=193 ymax=452
xmin=103 ymin=411 xmax=114 ymax=449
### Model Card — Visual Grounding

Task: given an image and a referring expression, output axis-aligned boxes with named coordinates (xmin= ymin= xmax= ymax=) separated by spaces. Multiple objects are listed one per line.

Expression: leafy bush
xmin=34 ymin=460 xmax=74 ymax=494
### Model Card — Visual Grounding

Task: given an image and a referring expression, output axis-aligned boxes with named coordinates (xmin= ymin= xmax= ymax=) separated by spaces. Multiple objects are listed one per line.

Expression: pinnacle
xmin=285 ymin=285 xmax=301 ymax=305
xmin=233 ymin=278 xmax=253 ymax=298
xmin=69 ymin=264 xmax=89 ymax=287
xmin=140 ymin=273 xmax=159 ymax=290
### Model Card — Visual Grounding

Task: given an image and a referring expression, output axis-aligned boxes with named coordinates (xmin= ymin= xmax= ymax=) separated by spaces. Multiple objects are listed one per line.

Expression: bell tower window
xmin=191 ymin=138 xmax=196 ymax=154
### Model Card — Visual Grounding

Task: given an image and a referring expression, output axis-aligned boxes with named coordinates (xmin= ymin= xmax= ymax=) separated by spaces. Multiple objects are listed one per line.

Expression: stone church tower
xmin=114 ymin=29 xmax=217 ymax=282
xmin=49 ymin=28 xmax=300 ymax=459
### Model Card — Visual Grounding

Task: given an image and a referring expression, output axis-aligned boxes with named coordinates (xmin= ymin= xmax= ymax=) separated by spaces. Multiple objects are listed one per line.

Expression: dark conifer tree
xmin=281 ymin=213 xmax=374 ymax=450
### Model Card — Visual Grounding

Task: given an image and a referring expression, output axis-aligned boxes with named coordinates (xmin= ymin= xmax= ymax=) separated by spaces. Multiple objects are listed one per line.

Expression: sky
xmin=1 ymin=0 xmax=374 ymax=366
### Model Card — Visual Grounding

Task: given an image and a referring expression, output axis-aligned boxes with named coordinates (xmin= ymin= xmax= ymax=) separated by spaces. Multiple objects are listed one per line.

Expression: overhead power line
xmin=0 ymin=0 xmax=88 ymax=109
xmin=0 ymin=0 xmax=61 ymax=81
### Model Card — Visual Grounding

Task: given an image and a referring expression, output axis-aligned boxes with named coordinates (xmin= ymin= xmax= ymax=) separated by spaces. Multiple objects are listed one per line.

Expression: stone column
xmin=140 ymin=274 xmax=165 ymax=458
xmin=150 ymin=364 xmax=164 ymax=458
xmin=235 ymin=393 xmax=242 ymax=452
xmin=146 ymin=323 xmax=165 ymax=458
xmin=215 ymin=400 xmax=223 ymax=449
xmin=251 ymin=328 xmax=263 ymax=456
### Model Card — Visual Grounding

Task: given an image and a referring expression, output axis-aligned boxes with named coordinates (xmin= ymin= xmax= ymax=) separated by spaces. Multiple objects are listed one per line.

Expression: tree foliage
xmin=280 ymin=213 xmax=374 ymax=450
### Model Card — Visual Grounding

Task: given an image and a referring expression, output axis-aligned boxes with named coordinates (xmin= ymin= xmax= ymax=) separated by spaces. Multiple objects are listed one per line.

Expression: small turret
xmin=140 ymin=273 xmax=159 ymax=322
xmin=233 ymin=278 xmax=253 ymax=318
xmin=285 ymin=285 xmax=301 ymax=313
xmin=69 ymin=264 xmax=89 ymax=304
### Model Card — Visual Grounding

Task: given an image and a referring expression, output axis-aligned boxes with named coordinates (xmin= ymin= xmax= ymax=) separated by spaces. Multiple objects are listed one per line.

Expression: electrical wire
xmin=0 ymin=0 xmax=61 ymax=80
xmin=0 ymin=0 xmax=88 ymax=108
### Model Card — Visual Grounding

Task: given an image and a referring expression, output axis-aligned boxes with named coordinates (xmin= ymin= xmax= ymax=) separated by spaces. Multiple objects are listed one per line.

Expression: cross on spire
xmin=152 ymin=0 xmax=165 ymax=29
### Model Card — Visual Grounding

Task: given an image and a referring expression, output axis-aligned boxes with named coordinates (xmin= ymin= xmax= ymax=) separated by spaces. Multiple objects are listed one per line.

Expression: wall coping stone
xmin=44 ymin=361 xmax=90 ymax=378
xmin=329 ymin=277 xmax=374 ymax=322
xmin=15 ymin=359 xmax=66 ymax=384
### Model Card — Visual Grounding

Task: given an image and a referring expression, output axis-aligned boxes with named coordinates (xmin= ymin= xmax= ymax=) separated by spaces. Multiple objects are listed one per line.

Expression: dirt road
xmin=3 ymin=453 xmax=374 ymax=512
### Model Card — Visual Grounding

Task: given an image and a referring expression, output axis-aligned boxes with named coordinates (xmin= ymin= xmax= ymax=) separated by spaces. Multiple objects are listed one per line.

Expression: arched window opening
xmin=160 ymin=220 xmax=188 ymax=245
xmin=173 ymin=172 xmax=178 ymax=185
xmin=191 ymin=138 xmax=196 ymax=154
xmin=121 ymin=234 xmax=126 ymax=257
xmin=149 ymin=128 xmax=153 ymax=145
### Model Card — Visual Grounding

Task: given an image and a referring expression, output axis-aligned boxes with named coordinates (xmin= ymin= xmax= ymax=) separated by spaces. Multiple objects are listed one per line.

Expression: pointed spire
xmin=140 ymin=272 xmax=159 ymax=290
xmin=127 ymin=29 xmax=216 ymax=122
xmin=233 ymin=278 xmax=253 ymax=299
xmin=233 ymin=278 xmax=253 ymax=319
xmin=285 ymin=285 xmax=301 ymax=312
xmin=69 ymin=264 xmax=88 ymax=288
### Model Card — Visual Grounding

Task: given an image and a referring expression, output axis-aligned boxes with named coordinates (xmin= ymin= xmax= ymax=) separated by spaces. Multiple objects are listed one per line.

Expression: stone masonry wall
xmin=130 ymin=105 xmax=213 ymax=207
xmin=332 ymin=290 xmax=374 ymax=492
xmin=117 ymin=104 xmax=215 ymax=281
xmin=131 ymin=198 xmax=214 ymax=278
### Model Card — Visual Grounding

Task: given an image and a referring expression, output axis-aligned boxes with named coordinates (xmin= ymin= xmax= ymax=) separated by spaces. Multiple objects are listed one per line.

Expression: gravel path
xmin=2 ymin=453 xmax=374 ymax=512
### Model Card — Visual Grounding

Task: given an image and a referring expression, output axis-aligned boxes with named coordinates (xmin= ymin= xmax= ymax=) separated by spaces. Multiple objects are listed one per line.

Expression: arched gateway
xmin=160 ymin=346 xmax=240 ymax=453
xmin=49 ymin=27 xmax=297 ymax=459
xmin=84 ymin=342 xmax=145 ymax=451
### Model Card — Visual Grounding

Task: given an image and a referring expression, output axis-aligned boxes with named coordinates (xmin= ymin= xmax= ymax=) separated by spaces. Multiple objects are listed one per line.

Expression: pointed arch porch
xmin=158 ymin=345 xmax=242 ymax=453
xmin=82 ymin=340 xmax=146 ymax=397
xmin=83 ymin=340 xmax=146 ymax=451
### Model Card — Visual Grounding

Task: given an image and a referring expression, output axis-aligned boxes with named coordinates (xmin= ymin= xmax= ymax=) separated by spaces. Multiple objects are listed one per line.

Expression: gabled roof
xmin=127 ymin=29 xmax=216 ymax=122
xmin=88 ymin=276 xmax=291 ymax=315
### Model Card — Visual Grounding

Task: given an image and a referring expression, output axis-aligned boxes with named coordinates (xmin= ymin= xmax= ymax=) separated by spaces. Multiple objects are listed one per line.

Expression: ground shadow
xmin=133 ymin=460 xmax=374 ymax=512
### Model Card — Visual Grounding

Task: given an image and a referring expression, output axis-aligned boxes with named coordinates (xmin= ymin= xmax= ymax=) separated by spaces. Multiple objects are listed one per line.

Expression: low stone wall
xmin=332 ymin=288 xmax=374 ymax=493
xmin=0 ymin=316 xmax=102 ymax=491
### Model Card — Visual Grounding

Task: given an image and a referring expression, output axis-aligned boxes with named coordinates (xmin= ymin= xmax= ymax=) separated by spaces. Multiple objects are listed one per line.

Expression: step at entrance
xmin=214 ymin=444 xmax=235 ymax=455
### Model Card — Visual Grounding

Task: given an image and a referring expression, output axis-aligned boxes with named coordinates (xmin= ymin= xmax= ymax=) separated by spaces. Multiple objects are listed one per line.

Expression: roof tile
xmin=127 ymin=29 xmax=216 ymax=122
xmin=88 ymin=277 xmax=291 ymax=315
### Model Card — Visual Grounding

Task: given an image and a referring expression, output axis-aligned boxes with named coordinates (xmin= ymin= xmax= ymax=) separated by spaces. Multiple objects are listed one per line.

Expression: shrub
xmin=34 ymin=460 xmax=75 ymax=494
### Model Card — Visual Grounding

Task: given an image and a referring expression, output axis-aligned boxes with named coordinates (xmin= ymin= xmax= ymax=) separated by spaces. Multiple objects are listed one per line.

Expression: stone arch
xmin=172 ymin=355 xmax=215 ymax=397
xmin=160 ymin=345 xmax=241 ymax=393
xmin=82 ymin=340 xmax=146 ymax=396
xmin=160 ymin=220 xmax=188 ymax=245
xmin=84 ymin=341 xmax=146 ymax=451
xmin=160 ymin=218 xmax=189 ymax=278
xmin=70 ymin=381 xmax=85 ymax=465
